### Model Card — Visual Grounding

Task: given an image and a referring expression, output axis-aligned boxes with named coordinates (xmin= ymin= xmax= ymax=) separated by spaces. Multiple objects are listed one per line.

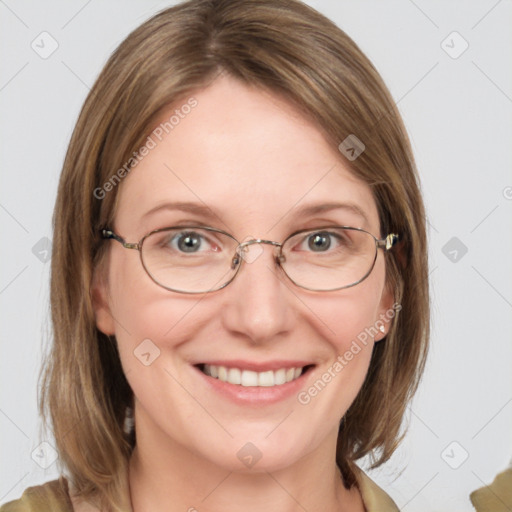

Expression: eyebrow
xmin=142 ymin=201 xmax=369 ymax=225
xmin=292 ymin=202 xmax=369 ymax=225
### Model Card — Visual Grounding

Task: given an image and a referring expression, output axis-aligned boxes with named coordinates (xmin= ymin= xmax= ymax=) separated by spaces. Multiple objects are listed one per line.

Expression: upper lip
xmin=194 ymin=360 xmax=315 ymax=372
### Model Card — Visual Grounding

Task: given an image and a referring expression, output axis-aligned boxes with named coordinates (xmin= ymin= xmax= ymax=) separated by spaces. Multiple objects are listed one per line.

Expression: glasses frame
xmin=101 ymin=225 xmax=399 ymax=294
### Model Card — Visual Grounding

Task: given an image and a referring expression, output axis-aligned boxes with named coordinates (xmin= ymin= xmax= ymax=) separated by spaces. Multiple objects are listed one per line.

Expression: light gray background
xmin=1 ymin=1 xmax=511 ymax=510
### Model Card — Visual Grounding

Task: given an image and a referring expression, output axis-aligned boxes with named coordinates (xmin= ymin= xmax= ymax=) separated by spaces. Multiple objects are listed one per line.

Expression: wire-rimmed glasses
xmin=101 ymin=225 xmax=399 ymax=294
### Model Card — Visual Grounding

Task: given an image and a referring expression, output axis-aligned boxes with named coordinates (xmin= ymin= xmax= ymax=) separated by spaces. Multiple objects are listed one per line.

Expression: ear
xmin=91 ymin=265 xmax=116 ymax=335
xmin=374 ymin=280 xmax=396 ymax=342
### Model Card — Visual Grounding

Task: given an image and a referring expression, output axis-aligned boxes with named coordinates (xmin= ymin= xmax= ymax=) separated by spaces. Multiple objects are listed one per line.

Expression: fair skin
xmin=92 ymin=74 xmax=394 ymax=512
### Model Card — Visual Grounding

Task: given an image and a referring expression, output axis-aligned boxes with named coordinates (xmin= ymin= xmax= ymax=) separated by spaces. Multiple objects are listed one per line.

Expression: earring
xmin=378 ymin=325 xmax=385 ymax=333
xmin=123 ymin=406 xmax=135 ymax=435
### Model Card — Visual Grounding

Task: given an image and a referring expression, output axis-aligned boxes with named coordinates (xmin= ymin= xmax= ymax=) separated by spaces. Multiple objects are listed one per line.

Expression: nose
xmin=220 ymin=241 xmax=295 ymax=344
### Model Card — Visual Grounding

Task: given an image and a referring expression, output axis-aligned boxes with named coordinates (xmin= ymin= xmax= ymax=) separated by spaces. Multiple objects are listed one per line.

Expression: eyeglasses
xmin=101 ymin=225 xmax=399 ymax=294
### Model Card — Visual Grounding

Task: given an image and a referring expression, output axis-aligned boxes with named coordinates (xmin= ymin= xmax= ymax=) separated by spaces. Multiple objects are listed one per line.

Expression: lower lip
xmin=193 ymin=365 xmax=313 ymax=405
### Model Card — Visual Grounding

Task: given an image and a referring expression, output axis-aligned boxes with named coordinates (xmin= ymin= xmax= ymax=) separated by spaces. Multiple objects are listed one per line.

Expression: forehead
xmin=114 ymin=75 xmax=380 ymax=237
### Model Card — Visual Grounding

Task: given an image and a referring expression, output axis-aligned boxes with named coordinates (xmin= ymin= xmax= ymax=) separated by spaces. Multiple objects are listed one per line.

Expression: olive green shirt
xmin=0 ymin=465 xmax=399 ymax=511
xmin=470 ymin=467 xmax=512 ymax=512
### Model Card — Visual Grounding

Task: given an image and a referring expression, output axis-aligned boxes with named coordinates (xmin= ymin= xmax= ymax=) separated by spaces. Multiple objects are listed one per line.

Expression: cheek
xmin=106 ymin=262 xmax=215 ymax=436
xmin=105 ymin=253 xmax=209 ymax=368
xmin=316 ymin=266 xmax=386 ymax=352
xmin=296 ymin=269 xmax=386 ymax=416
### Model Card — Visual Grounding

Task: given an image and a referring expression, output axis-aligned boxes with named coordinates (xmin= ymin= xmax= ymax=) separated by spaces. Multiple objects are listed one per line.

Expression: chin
xmin=196 ymin=434 xmax=311 ymax=474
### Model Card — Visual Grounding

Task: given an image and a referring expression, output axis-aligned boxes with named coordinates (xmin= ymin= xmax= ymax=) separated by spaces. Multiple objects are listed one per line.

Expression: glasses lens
xmin=281 ymin=228 xmax=377 ymax=291
xmin=140 ymin=227 xmax=239 ymax=293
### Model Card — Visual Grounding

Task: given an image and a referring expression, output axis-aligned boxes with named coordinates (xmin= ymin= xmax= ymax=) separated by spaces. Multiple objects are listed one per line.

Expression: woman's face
xmin=93 ymin=74 xmax=393 ymax=473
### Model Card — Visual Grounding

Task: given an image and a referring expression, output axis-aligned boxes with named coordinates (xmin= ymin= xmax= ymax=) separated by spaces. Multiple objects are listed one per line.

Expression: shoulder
xmin=352 ymin=465 xmax=400 ymax=512
xmin=0 ymin=477 xmax=73 ymax=512
xmin=470 ymin=466 xmax=512 ymax=511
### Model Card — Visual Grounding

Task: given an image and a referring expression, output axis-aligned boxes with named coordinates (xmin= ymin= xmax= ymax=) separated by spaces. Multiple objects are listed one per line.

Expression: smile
xmin=200 ymin=364 xmax=308 ymax=387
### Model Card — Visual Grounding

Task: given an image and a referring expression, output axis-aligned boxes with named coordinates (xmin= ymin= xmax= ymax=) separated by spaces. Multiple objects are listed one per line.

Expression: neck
xmin=128 ymin=407 xmax=364 ymax=512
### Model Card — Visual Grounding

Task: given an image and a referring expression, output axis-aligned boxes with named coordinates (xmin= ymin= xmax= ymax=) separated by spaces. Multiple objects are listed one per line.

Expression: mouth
xmin=195 ymin=363 xmax=315 ymax=388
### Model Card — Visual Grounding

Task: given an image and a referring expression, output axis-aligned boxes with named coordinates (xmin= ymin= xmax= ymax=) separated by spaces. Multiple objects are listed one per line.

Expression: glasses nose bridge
xmin=238 ymin=238 xmax=281 ymax=250
xmin=236 ymin=238 xmax=285 ymax=264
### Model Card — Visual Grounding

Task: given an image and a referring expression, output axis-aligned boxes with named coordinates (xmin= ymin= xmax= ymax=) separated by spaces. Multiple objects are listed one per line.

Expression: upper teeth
xmin=203 ymin=365 xmax=303 ymax=387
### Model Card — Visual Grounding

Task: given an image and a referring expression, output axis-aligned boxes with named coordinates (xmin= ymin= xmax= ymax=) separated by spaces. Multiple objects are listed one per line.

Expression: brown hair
xmin=39 ymin=0 xmax=429 ymax=510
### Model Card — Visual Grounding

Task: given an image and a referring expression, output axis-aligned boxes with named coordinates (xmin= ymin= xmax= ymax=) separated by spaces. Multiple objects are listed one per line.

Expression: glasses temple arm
xmin=377 ymin=233 xmax=399 ymax=251
xmin=101 ymin=229 xmax=139 ymax=250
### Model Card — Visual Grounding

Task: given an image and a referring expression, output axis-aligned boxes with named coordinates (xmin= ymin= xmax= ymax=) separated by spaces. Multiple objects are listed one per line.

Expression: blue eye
xmin=161 ymin=230 xmax=221 ymax=254
xmin=172 ymin=232 xmax=205 ymax=253
xmin=300 ymin=231 xmax=345 ymax=253
xmin=308 ymin=232 xmax=332 ymax=251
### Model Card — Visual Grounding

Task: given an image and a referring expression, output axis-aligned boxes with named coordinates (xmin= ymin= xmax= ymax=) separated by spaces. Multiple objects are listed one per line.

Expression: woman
xmin=0 ymin=0 xmax=429 ymax=510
